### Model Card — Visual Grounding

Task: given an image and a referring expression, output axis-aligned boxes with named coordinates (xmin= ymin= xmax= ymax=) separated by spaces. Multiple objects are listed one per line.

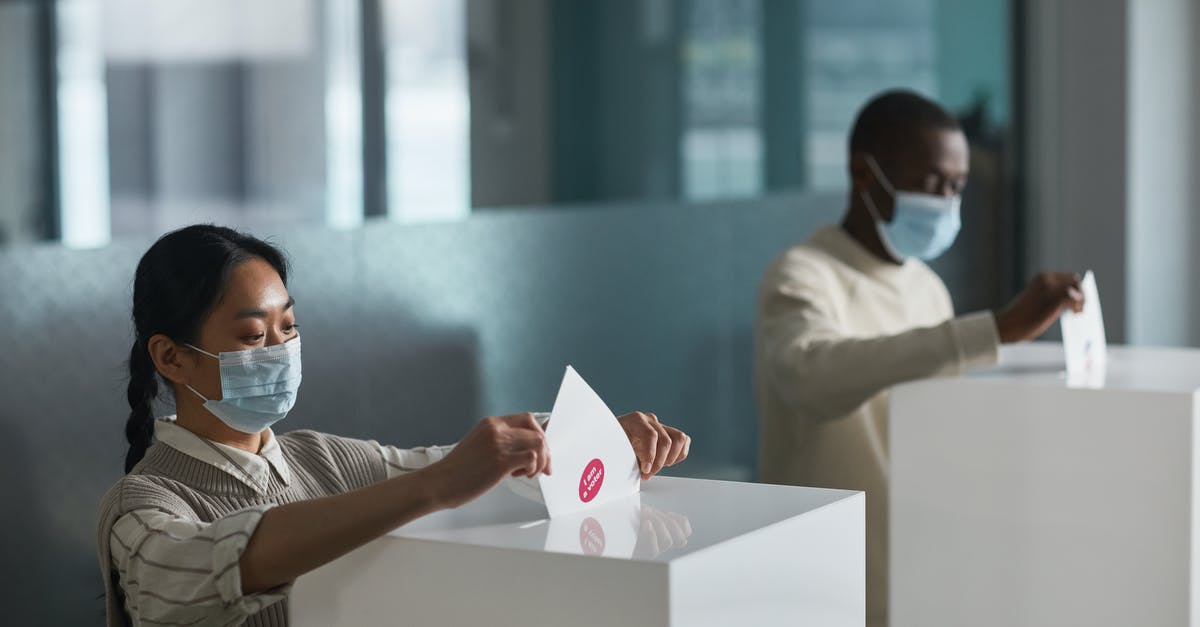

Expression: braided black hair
xmin=124 ymin=225 xmax=289 ymax=472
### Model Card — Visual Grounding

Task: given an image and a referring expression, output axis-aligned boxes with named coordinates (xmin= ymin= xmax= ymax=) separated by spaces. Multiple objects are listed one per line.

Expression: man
xmin=754 ymin=90 xmax=1083 ymax=627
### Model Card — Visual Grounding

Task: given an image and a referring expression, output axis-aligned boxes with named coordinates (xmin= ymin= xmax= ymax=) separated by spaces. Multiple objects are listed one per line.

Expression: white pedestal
xmin=890 ymin=343 xmax=1200 ymax=627
xmin=291 ymin=476 xmax=864 ymax=627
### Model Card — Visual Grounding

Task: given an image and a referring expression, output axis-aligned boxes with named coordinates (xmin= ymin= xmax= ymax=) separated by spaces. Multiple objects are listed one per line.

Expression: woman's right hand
xmin=422 ymin=413 xmax=552 ymax=509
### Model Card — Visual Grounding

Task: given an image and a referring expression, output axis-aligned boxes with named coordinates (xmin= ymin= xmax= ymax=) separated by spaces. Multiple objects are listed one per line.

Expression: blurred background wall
xmin=6 ymin=0 xmax=1198 ymax=623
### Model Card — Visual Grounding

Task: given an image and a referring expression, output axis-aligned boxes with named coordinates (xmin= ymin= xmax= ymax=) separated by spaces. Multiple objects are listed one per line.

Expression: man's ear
xmin=147 ymin=334 xmax=192 ymax=386
xmin=848 ymin=152 xmax=872 ymax=192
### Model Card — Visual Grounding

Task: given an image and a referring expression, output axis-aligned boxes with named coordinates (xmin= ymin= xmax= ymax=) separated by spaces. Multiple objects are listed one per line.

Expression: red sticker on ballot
xmin=578 ymin=458 xmax=605 ymax=503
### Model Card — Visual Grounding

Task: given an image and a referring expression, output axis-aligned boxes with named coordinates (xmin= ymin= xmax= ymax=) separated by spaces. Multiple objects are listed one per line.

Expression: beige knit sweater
xmin=754 ymin=225 xmax=999 ymax=627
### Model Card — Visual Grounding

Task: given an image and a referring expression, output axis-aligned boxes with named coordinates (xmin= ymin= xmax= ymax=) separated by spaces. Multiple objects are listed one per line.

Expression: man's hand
xmin=617 ymin=412 xmax=691 ymax=480
xmin=994 ymin=272 xmax=1085 ymax=344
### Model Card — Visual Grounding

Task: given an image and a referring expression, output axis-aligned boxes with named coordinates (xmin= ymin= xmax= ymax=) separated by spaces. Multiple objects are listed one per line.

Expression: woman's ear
xmin=147 ymin=334 xmax=192 ymax=386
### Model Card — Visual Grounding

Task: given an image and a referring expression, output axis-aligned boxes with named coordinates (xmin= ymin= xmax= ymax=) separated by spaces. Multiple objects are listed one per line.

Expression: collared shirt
xmin=152 ymin=417 xmax=294 ymax=495
xmin=109 ymin=419 xmax=457 ymax=626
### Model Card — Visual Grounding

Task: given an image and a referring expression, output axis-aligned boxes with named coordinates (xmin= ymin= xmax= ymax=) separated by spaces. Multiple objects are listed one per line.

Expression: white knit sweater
xmin=754 ymin=224 xmax=1000 ymax=627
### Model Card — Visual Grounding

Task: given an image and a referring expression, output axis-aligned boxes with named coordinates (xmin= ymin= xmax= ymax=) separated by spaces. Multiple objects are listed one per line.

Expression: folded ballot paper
xmin=1059 ymin=270 xmax=1107 ymax=381
xmin=534 ymin=366 xmax=642 ymax=518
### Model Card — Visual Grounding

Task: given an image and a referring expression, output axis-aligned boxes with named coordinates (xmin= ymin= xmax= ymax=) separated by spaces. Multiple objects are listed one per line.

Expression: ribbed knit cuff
xmin=504 ymin=412 xmax=551 ymax=503
xmin=948 ymin=311 xmax=1001 ymax=372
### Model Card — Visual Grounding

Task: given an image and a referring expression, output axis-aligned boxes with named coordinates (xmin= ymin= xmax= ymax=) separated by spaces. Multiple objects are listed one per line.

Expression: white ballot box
xmin=291 ymin=476 xmax=864 ymax=627
xmin=890 ymin=342 xmax=1200 ymax=627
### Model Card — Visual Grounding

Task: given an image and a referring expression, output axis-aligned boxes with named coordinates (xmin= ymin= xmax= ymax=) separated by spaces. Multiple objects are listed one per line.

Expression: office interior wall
xmin=1025 ymin=0 xmax=1200 ymax=347
xmin=1127 ymin=0 xmax=1199 ymax=347
xmin=1023 ymin=0 xmax=1129 ymax=342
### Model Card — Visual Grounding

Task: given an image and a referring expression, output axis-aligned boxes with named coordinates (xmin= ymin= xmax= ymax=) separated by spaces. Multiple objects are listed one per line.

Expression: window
xmin=93 ymin=0 xmax=344 ymax=243
xmin=382 ymin=0 xmax=470 ymax=222
xmin=681 ymin=0 xmax=763 ymax=201
xmin=2 ymin=0 xmax=1014 ymax=246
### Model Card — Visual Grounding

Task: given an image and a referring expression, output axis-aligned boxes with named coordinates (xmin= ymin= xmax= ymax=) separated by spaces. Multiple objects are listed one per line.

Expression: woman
xmin=98 ymin=225 xmax=691 ymax=626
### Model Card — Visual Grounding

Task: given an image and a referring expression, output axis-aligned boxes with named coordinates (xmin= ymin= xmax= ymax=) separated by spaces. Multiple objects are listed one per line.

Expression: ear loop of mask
xmin=859 ymin=154 xmax=905 ymax=262
xmin=183 ymin=343 xmax=219 ymax=402
xmin=860 ymin=154 xmax=894 ymax=224
xmin=864 ymin=154 xmax=898 ymax=196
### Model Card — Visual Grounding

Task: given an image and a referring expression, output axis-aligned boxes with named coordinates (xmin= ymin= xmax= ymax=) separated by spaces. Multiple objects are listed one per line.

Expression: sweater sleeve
xmin=376 ymin=414 xmax=551 ymax=500
xmin=757 ymin=260 xmax=999 ymax=422
xmin=109 ymin=506 xmax=288 ymax=625
xmin=378 ymin=442 xmax=455 ymax=477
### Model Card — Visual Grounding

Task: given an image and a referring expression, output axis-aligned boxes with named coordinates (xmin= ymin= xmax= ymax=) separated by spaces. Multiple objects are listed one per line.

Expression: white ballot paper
xmin=1060 ymin=270 xmax=1106 ymax=377
xmin=537 ymin=366 xmax=641 ymax=518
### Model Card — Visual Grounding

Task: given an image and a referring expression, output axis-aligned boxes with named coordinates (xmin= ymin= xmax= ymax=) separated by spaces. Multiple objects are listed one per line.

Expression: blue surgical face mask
xmin=184 ymin=336 xmax=302 ymax=434
xmin=861 ymin=154 xmax=962 ymax=262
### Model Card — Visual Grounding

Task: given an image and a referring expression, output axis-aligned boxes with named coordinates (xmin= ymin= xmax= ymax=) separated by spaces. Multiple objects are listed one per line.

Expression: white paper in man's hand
xmin=537 ymin=366 xmax=641 ymax=518
xmin=1060 ymin=270 xmax=1106 ymax=376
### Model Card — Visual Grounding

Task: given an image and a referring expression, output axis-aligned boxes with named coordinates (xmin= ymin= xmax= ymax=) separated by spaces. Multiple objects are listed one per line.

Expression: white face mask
xmin=862 ymin=154 xmax=962 ymax=262
xmin=184 ymin=336 xmax=302 ymax=434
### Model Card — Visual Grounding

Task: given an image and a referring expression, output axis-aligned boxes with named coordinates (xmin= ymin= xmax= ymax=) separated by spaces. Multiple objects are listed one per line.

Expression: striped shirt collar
xmin=153 ymin=417 xmax=292 ymax=495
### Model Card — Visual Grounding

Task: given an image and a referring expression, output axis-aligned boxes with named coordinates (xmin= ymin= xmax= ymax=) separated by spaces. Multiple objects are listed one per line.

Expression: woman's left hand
xmin=617 ymin=412 xmax=691 ymax=480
